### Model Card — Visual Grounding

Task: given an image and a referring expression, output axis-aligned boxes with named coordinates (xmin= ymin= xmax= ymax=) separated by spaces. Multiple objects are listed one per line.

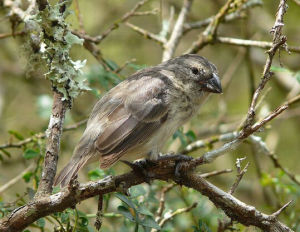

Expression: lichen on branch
xmin=26 ymin=0 xmax=90 ymax=100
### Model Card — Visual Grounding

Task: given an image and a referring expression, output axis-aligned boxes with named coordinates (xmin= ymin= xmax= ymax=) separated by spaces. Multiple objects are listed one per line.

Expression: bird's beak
xmin=204 ymin=73 xmax=222 ymax=94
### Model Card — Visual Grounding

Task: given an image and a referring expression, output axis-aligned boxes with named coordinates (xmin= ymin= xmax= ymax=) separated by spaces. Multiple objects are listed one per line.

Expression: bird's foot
xmin=157 ymin=154 xmax=193 ymax=183
xmin=121 ymin=159 xmax=155 ymax=184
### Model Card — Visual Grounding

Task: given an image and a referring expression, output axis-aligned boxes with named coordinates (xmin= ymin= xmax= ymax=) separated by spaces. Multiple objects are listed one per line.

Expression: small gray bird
xmin=54 ymin=54 xmax=222 ymax=187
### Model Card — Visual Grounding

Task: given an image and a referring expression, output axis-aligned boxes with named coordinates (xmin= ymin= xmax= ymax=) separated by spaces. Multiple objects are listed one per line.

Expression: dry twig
xmin=228 ymin=158 xmax=250 ymax=195
xmin=183 ymin=0 xmax=263 ymax=34
xmin=187 ymin=0 xmax=235 ymax=53
xmin=216 ymin=37 xmax=300 ymax=53
xmin=0 ymin=164 xmax=35 ymax=194
xmin=162 ymin=0 xmax=194 ymax=61
xmin=0 ymin=119 xmax=87 ymax=150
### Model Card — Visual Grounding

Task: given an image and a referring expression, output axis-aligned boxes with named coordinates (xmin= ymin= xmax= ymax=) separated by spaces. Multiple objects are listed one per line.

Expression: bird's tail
xmin=54 ymin=155 xmax=89 ymax=188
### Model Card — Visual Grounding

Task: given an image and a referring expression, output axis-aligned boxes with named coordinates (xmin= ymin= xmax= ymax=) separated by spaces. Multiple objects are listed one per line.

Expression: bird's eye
xmin=191 ymin=67 xmax=199 ymax=75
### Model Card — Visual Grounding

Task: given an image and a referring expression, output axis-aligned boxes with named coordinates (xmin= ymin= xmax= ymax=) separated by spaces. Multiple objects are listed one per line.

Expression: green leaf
xmin=105 ymin=59 xmax=119 ymax=71
xmin=115 ymin=193 xmax=136 ymax=210
xmin=8 ymin=130 xmax=24 ymax=140
xmin=139 ymin=216 xmax=160 ymax=229
xmin=79 ymin=216 xmax=89 ymax=227
xmin=36 ymin=218 xmax=45 ymax=228
xmin=137 ymin=204 xmax=153 ymax=216
xmin=129 ymin=185 xmax=146 ymax=198
xmin=193 ymin=220 xmax=212 ymax=232
xmin=118 ymin=205 xmax=134 ymax=221
xmin=260 ymin=172 xmax=273 ymax=186
xmin=60 ymin=212 xmax=69 ymax=224
xmin=185 ymin=130 xmax=197 ymax=142
xmin=88 ymin=168 xmax=106 ymax=181
xmin=23 ymin=149 xmax=39 ymax=160
xmin=173 ymin=130 xmax=187 ymax=147
xmin=23 ymin=171 xmax=33 ymax=183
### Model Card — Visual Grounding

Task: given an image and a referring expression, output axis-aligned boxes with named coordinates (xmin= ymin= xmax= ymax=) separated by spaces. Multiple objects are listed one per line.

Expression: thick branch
xmin=0 ymin=159 xmax=292 ymax=232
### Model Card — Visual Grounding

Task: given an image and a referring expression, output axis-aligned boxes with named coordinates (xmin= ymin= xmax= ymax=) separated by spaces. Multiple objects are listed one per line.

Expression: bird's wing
xmin=91 ymin=75 xmax=169 ymax=168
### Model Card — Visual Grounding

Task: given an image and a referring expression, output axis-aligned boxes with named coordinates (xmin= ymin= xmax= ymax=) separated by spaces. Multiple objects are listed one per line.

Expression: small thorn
xmin=272 ymin=200 xmax=293 ymax=218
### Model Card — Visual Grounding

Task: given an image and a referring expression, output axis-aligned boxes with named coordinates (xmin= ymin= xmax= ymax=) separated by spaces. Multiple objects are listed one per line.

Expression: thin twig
xmin=114 ymin=58 xmax=137 ymax=73
xmin=240 ymin=0 xmax=288 ymax=133
xmin=132 ymin=8 xmax=159 ymax=16
xmin=0 ymin=31 xmax=25 ymax=39
xmin=0 ymin=119 xmax=87 ymax=150
xmin=95 ymin=0 xmax=150 ymax=44
xmin=162 ymin=0 xmax=194 ymax=61
xmin=249 ymin=134 xmax=300 ymax=186
xmin=216 ymin=36 xmax=300 ymax=53
xmin=156 ymin=184 xmax=175 ymax=219
xmin=157 ymin=203 xmax=198 ymax=229
xmin=183 ymin=0 xmax=263 ymax=34
xmin=0 ymin=164 xmax=35 ymax=194
xmin=228 ymin=158 xmax=249 ymax=195
xmin=125 ymin=22 xmax=167 ymax=45
xmin=272 ymin=200 xmax=293 ymax=218
xmin=200 ymin=169 xmax=232 ymax=179
xmin=73 ymin=0 xmax=85 ymax=34
xmin=187 ymin=0 xmax=235 ymax=53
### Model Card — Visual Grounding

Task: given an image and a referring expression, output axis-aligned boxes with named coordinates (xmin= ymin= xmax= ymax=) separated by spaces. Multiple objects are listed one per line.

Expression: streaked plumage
xmin=54 ymin=54 xmax=222 ymax=187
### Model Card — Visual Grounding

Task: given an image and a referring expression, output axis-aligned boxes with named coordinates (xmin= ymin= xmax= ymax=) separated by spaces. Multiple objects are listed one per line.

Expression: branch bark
xmin=35 ymin=91 xmax=70 ymax=197
xmin=0 ymin=159 xmax=293 ymax=232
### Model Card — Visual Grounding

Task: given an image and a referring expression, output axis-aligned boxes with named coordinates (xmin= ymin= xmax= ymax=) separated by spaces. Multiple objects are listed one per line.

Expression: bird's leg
xmin=121 ymin=159 xmax=155 ymax=184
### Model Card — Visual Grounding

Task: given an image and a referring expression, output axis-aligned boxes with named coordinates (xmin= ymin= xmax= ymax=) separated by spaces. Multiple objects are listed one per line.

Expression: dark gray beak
xmin=204 ymin=73 xmax=222 ymax=94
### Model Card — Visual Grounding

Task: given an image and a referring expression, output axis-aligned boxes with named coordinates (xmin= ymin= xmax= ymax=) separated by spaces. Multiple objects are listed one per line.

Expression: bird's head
xmin=161 ymin=54 xmax=222 ymax=96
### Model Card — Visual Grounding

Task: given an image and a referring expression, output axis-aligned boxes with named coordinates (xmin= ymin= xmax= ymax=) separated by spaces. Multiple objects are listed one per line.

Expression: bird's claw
xmin=156 ymin=154 xmax=193 ymax=184
xmin=121 ymin=159 xmax=155 ymax=184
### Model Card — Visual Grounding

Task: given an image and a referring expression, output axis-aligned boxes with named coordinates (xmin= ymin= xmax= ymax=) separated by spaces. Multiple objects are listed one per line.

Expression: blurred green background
xmin=0 ymin=0 xmax=300 ymax=231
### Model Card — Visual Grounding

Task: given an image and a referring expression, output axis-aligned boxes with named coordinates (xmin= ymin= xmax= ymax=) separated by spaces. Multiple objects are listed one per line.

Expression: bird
xmin=54 ymin=54 xmax=222 ymax=187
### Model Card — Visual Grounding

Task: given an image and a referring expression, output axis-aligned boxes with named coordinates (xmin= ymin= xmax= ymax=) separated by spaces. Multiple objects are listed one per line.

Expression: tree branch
xmin=215 ymin=37 xmax=300 ymax=53
xmin=187 ymin=0 xmax=235 ymax=53
xmin=0 ymin=158 xmax=293 ymax=232
xmin=183 ymin=0 xmax=263 ymax=34
xmin=36 ymin=91 xmax=70 ymax=197
xmin=162 ymin=0 xmax=194 ymax=61
xmin=0 ymin=119 xmax=87 ymax=150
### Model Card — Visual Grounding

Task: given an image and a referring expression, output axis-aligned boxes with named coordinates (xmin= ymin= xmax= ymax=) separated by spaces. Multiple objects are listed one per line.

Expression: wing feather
xmin=94 ymin=76 xmax=169 ymax=162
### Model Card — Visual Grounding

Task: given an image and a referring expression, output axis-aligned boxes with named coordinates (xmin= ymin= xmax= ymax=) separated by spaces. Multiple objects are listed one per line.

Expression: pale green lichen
xmin=26 ymin=0 xmax=90 ymax=100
